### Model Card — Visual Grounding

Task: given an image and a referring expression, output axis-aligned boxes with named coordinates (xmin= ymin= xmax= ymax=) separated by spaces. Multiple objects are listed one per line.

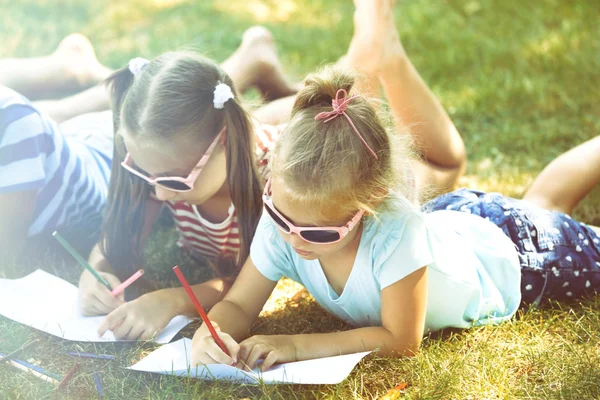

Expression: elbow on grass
xmin=379 ymin=339 xmax=421 ymax=359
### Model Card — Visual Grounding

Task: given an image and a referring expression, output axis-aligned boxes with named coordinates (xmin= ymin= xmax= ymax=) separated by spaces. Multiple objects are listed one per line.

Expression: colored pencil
xmin=57 ymin=362 xmax=80 ymax=390
xmin=111 ymin=269 xmax=144 ymax=296
xmin=65 ymin=351 xmax=116 ymax=361
xmin=6 ymin=360 xmax=61 ymax=385
xmin=0 ymin=352 xmax=62 ymax=383
xmin=0 ymin=339 xmax=39 ymax=363
xmin=172 ymin=266 xmax=230 ymax=356
xmin=93 ymin=373 xmax=104 ymax=397
xmin=52 ymin=231 xmax=112 ymax=291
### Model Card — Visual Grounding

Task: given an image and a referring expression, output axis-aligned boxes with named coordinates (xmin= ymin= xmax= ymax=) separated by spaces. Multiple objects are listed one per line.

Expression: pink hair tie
xmin=314 ymin=89 xmax=378 ymax=159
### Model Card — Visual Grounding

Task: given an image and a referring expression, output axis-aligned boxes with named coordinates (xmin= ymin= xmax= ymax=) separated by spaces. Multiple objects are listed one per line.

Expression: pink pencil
xmin=111 ymin=269 xmax=144 ymax=296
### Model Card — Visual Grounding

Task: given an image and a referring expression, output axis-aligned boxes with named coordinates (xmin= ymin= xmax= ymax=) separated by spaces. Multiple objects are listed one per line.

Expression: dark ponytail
xmin=217 ymin=78 xmax=263 ymax=278
xmin=99 ymin=67 xmax=152 ymax=277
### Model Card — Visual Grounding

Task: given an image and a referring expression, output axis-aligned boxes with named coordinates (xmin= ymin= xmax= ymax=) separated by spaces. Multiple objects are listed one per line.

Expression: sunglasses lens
xmin=300 ymin=230 xmax=340 ymax=244
xmin=264 ymin=204 xmax=290 ymax=233
xmin=158 ymin=180 xmax=192 ymax=191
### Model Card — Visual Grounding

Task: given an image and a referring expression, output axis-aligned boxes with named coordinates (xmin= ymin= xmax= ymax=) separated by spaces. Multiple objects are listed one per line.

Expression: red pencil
xmin=172 ymin=266 xmax=230 ymax=357
xmin=56 ymin=362 xmax=80 ymax=390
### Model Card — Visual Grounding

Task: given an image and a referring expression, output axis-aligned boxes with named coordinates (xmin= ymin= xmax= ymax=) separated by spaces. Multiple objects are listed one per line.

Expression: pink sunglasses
xmin=121 ymin=127 xmax=226 ymax=192
xmin=262 ymin=178 xmax=365 ymax=244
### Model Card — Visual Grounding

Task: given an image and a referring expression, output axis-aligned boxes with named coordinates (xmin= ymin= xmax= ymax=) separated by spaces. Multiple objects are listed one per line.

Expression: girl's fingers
xmin=103 ymin=274 xmax=125 ymax=301
xmin=97 ymin=307 xmax=126 ymax=336
xmin=112 ymin=317 xmax=133 ymax=339
xmin=237 ymin=341 xmax=252 ymax=366
xmin=139 ymin=328 xmax=159 ymax=341
xmin=205 ymin=340 xmax=234 ymax=365
xmin=125 ymin=323 xmax=145 ymax=341
xmin=261 ymin=350 xmax=279 ymax=372
xmin=220 ymin=334 xmax=241 ymax=364
xmin=246 ymin=344 xmax=267 ymax=370
xmin=91 ymin=294 xmax=115 ymax=315
xmin=95 ymin=282 xmax=124 ymax=310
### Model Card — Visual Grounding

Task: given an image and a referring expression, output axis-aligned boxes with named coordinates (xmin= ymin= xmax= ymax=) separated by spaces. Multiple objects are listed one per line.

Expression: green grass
xmin=1 ymin=0 xmax=600 ymax=398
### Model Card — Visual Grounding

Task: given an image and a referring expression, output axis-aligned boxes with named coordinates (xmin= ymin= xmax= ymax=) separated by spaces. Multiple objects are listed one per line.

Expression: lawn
xmin=1 ymin=0 xmax=599 ymax=399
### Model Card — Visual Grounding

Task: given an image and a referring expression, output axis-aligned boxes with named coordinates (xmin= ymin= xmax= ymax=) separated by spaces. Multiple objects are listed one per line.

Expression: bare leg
xmin=221 ymin=27 xmax=298 ymax=101
xmin=524 ymin=136 xmax=600 ymax=214
xmin=249 ymin=16 xmax=387 ymax=128
xmin=344 ymin=0 xmax=467 ymax=194
xmin=37 ymin=27 xmax=299 ymax=127
xmin=31 ymin=27 xmax=296 ymax=124
xmin=30 ymin=27 xmax=295 ymax=125
xmin=0 ymin=34 xmax=112 ymax=100
xmin=252 ymin=96 xmax=296 ymax=126
xmin=33 ymin=84 xmax=110 ymax=124
xmin=249 ymin=63 xmax=381 ymax=127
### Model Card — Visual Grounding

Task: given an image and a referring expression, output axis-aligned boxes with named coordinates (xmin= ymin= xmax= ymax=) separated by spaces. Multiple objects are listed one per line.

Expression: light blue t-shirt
xmin=0 ymin=86 xmax=111 ymax=247
xmin=250 ymin=195 xmax=522 ymax=333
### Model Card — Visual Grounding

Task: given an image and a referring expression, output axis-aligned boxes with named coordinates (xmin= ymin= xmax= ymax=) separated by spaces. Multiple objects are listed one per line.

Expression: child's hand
xmin=79 ymin=270 xmax=124 ymax=315
xmin=238 ymin=335 xmax=298 ymax=371
xmin=96 ymin=290 xmax=178 ymax=340
xmin=191 ymin=322 xmax=239 ymax=367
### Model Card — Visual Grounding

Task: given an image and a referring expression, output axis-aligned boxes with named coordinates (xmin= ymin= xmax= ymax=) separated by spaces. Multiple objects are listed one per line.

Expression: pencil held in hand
xmin=52 ymin=231 xmax=112 ymax=291
xmin=172 ymin=265 xmax=231 ymax=356
xmin=111 ymin=269 xmax=144 ymax=296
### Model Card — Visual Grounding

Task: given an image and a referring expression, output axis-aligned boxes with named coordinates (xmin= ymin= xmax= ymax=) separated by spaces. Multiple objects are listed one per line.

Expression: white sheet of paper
xmin=0 ymin=270 xmax=191 ymax=343
xmin=129 ymin=338 xmax=370 ymax=384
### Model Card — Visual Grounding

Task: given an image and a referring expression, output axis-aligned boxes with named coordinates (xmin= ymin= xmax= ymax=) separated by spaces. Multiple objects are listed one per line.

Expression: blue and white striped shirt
xmin=0 ymin=86 xmax=111 ymax=245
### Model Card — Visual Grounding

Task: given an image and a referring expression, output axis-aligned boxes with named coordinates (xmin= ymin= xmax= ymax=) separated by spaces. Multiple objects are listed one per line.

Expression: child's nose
xmin=288 ymin=231 xmax=308 ymax=247
xmin=154 ymin=185 xmax=177 ymax=201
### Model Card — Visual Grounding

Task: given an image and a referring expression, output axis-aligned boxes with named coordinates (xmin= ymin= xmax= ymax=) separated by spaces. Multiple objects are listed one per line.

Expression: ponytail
xmin=99 ymin=67 xmax=151 ymax=277
xmin=215 ymin=79 xmax=263 ymax=279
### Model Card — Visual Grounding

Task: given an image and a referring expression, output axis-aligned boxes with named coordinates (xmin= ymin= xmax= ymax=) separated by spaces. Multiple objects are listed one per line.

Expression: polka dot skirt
xmin=424 ymin=189 xmax=600 ymax=305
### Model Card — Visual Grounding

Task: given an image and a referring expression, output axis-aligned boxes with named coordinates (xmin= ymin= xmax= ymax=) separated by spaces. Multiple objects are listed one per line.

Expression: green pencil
xmin=52 ymin=231 xmax=112 ymax=291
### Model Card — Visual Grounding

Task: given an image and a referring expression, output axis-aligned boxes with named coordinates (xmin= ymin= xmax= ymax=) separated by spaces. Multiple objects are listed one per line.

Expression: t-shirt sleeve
xmin=250 ymin=211 xmax=296 ymax=282
xmin=374 ymin=213 xmax=434 ymax=289
xmin=0 ymin=105 xmax=49 ymax=194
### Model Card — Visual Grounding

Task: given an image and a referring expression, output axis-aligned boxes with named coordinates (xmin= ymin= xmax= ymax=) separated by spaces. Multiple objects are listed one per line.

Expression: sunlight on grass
xmin=214 ymin=0 xmax=345 ymax=28
xmin=260 ymin=278 xmax=306 ymax=316
xmin=528 ymin=32 xmax=565 ymax=56
xmin=215 ymin=0 xmax=298 ymax=23
xmin=151 ymin=0 xmax=188 ymax=9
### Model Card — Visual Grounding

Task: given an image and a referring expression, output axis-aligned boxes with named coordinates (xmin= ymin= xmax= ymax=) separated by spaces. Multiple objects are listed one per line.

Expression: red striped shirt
xmin=166 ymin=121 xmax=280 ymax=260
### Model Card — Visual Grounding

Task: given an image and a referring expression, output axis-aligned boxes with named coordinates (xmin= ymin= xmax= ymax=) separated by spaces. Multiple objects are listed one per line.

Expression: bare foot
xmin=52 ymin=33 xmax=113 ymax=90
xmin=345 ymin=0 xmax=406 ymax=75
xmin=236 ymin=26 xmax=298 ymax=102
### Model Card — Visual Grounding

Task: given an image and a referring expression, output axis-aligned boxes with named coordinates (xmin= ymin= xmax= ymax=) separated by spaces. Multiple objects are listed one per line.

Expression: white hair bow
xmin=128 ymin=57 xmax=150 ymax=76
xmin=213 ymin=82 xmax=234 ymax=109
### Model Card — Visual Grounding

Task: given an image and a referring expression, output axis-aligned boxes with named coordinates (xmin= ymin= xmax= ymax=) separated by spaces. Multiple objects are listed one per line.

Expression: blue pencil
xmin=0 ymin=352 xmax=63 ymax=382
xmin=65 ymin=351 xmax=116 ymax=360
xmin=93 ymin=373 xmax=104 ymax=397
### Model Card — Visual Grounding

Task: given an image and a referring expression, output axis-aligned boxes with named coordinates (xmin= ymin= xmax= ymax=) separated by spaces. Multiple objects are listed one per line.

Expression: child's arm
xmin=96 ymin=276 xmax=236 ymax=340
xmin=0 ymin=190 xmax=37 ymax=256
xmin=240 ymin=266 xmax=428 ymax=371
xmin=79 ymin=195 xmax=163 ymax=316
xmin=190 ymin=257 xmax=278 ymax=366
